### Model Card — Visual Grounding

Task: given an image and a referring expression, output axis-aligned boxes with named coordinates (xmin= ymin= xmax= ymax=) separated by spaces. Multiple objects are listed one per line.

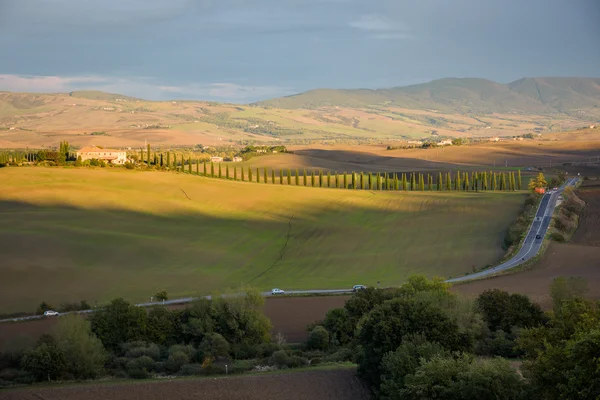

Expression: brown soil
xmin=0 ymin=296 xmax=350 ymax=352
xmin=457 ymin=180 xmax=600 ymax=307
xmin=454 ymin=242 xmax=600 ymax=308
xmin=0 ymin=368 xmax=372 ymax=400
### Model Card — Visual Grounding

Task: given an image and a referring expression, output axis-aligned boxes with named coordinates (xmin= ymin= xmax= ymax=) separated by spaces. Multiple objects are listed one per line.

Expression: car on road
xmin=352 ymin=285 xmax=367 ymax=292
xmin=535 ymin=234 xmax=542 ymax=240
xmin=43 ymin=310 xmax=59 ymax=317
xmin=271 ymin=288 xmax=285 ymax=295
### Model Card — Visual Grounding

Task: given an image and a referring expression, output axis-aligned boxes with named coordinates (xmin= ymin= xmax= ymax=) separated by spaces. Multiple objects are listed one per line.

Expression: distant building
xmin=210 ymin=156 xmax=224 ymax=163
xmin=490 ymin=137 xmax=500 ymax=142
xmin=76 ymin=146 xmax=127 ymax=165
xmin=439 ymin=139 xmax=453 ymax=146
xmin=232 ymin=156 xmax=243 ymax=162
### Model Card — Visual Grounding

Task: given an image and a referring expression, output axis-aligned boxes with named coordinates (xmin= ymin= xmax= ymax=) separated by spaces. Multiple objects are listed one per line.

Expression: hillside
xmin=0 ymin=77 xmax=599 ymax=148
xmin=257 ymin=77 xmax=600 ymax=115
xmin=0 ymin=168 xmax=525 ymax=312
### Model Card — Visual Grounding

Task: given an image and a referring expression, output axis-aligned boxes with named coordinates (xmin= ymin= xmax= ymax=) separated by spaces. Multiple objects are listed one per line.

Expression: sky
xmin=0 ymin=0 xmax=599 ymax=103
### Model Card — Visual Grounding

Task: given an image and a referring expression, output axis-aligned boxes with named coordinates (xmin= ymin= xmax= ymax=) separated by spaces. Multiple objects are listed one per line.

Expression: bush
xmin=0 ymin=368 xmax=34 ymax=386
xmin=199 ymin=333 xmax=230 ymax=358
xmin=124 ymin=162 xmax=135 ymax=170
xmin=122 ymin=342 xmax=161 ymax=361
xmin=233 ymin=359 xmax=258 ymax=373
xmin=550 ymin=232 xmax=565 ymax=242
xmin=476 ymin=289 xmax=545 ymax=332
xmin=126 ymin=356 xmax=156 ymax=379
xmin=269 ymin=350 xmax=291 ymax=368
xmin=288 ymin=356 xmax=309 ymax=368
xmin=307 ymin=326 xmax=329 ymax=350
xmin=166 ymin=351 xmax=189 ymax=373
xmin=322 ymin=347 xmax=354 ymax=363
xmin=180 ymin=363 xmax=204 ymax=376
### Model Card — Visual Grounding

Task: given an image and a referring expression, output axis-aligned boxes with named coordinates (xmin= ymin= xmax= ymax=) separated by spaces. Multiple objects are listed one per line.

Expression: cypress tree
xmin=402 ymin=173 xmax=407 ymax=191
xmin=327 ymin=171 xmax=331 ymax=187
xmin=234 ymin=167 xmax=238 ymax=180
xmin=248 ymin=167 xmax=252 ymax=182
xmin=226 ymin=164 xmax=230 ymax=179
xmin=464 ymin=172 xmax=470 ymax=191
xmin=188 ymin=157 xmax=192 ymax=174
xmin=166 ymin=152 xmax=171 ymax=168
xmin=334 ymin=172 xmax=339 ymax=188
xmin=195 ymin=159 xmax=199 ymax=175
xmin=376 ymin=173 xmax=381 ymax=190
xmin=280 ymin=169 xmax=284 ymax=185
xmin=517 ymin=170 xmax=522 ymax=190
xmin=287 ymin=169 xmax=292 ymax=185
xmin=256 ymin=168 xmax=259 ymax=183
xmin=501 ymin=173 xmax=507 ymax=190
xmin=304 ymin=169 xmax=308 ymax=186
xmin=438 ymin=172 xmax=442 ymax=191
xmin=272 ymin=169 xmax=275 ymax=184
xmin=147 ymin=144 xmax=151 ymax=166
xmin=210 ymin=162 xmax=215 ymax=177
xmin=492 ymin=172 xmax=497 ymax=190
xmin=419 ymin=174 xmax=425 ymax=191
xmin=295 ymin=169 xmax=300 ymax=186
xmin=160 ymin=153 xmax=164 ymax=167
xmin=359 ymin=172 xmax=364 ymax=190
xmin=264 ymin=168 xmax=268 ymax=184
xmin=174 ymin=153 xmax=178 ymax=171
xmin=351 ymin=172 xmax=356 ymax=189
xmin=457 ymin=171 xmax=462 ymax=191
xmin=483 ymin=171 xmax=487 ymax=190
xmin=311 ymin=171 xmax=316 ymax=187
xmin=341 ymin=172 xmax=346 ymax=189
xmin=218 ymin=163 xmax=222 ymax=178
xmin=394 ymin=173 xmax=399 ymax=191
xmin=241 ymin=167 xmax=245 ymax=181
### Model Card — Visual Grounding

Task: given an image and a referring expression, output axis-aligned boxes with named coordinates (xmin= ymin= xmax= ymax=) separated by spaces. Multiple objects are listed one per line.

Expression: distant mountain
xmin=68 ymin=90 xmax=140 ymax=102
xmin=256 ymin=77 xmax=600 ymax=115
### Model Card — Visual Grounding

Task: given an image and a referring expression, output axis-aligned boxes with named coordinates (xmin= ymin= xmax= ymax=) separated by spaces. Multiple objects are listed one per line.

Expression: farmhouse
xmin=210 ymin=156 xmax=224 ymax=163
xmin=76 ymin=146 xmax=128 ymax=165
xmin=439 ymin=139 xmax=453 ymax=146
xmin=232 ymin=156 xmax=243 ymax=162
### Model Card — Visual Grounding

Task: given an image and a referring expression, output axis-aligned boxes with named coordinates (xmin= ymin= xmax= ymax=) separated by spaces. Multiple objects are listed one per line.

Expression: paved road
xmin=447 ymin=177 xmax=579 ymax=283
xmin=1 ymin=179 xmax=577 ymax=323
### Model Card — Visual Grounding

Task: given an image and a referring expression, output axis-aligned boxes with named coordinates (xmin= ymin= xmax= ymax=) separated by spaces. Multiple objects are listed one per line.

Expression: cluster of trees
xmin=0 ymin=142 xmax=76 ymax=166
xmin=172 ymin=162 xmax=524 ymax=192
xmin=309 ymin=276 xmax=599 ymax=400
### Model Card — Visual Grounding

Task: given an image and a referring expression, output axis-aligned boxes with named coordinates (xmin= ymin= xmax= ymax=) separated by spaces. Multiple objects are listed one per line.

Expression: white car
xmin=271 ymin=288 xmax=285 ymax=295
xmin=43 ymin=310 xmax=59 ymax=317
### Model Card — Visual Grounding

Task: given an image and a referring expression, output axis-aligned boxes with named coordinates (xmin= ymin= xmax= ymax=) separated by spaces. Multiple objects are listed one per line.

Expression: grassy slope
xmin=0 ymin=168 xmax=526 ymax=312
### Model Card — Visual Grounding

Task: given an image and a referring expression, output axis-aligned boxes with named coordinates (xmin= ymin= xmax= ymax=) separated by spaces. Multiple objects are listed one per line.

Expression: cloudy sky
xmin=0 ymin=0 xmax=599 ymax=102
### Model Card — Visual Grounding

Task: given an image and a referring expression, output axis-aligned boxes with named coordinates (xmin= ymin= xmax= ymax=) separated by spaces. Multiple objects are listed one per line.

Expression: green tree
xmin=307 ymin=326 xmax=329 ymax=350
xmin=188 ymin=157 xmax=192 ymax=174
xmin=155 ymin=290 xmax=168 ymax=302
xmin=199 ymin=332 xmax=230 ymax=358
xmin=147 ymin=306 xmax=180 ymax=346
xmin=146 ymin=144 xmax=151 ymax=166
xmin=323 ymin=308 xmax=353 ymax=346
xmin=280 ymin=169 xmax=284 ymax=185
xmin=233 ymin=166 xmax=238 ymax=180
xmin=352 ymin=171 xmax=356 ymax=189
xmin=241 ymin=166 xmax=245 ymax=181
xmin=203 ymin=161 xmax=207 ymax=176
xmin=326 ymin=171 xmax=331 ymax=187
xmin=295 ymin=169 xmax=299 ymax=185
xmin=502 ymin=173 xmax=508 ymax=190
xmin=517 ymin=169 xmax=522 ymax=190
xmin=248 ymin=167 xmax=252 ymax=182
xmin=218 ymin=163 xmax=222 ymax=178
xmin=256 ymin=168 xmax=259 ymax=183
xmin=343 ymin=172 xmax=348 ymax=189
xmin=419 ymin=174 xmax=425 ymax=191
xmin=263 ymin=168 xmax=267 ymax=183
xmin=379 ymin=335 xmax=448 ymax=399
xmin=90 ymin=298 xmax=149 ymax=350
xmin=210 ymin=162 xmax=215 ymax=177
xmin=287 ymin=169 xmax=291 ymax=185
xmin=476 ymin=289 xmax=545 ymax=332
xmin=311 ymin=170 xmax=316 ymax=186
xmin=271 ymin=168 xmax=275 ymax=184
xmin=403 ymin=173 xmax=408 ymax=191
xmin=318 ymin=170 xmax=323 ymax=187
xmin=21 ymin=343 xmax=66 ymax=381
xmin=394 ymin=173 xmax=399 ymax=191
xmin=304 ymin=169 xmax=308 ymax=186
xmin=226 ymin=164 xmax=231 ymax=179
xmin=37 ymin=301 xmax=55 ymax=315
xmin=54 ymin=315 xmax=106 ymax=379
xmin=358 ymin=297 xmax=462 ymax=388
xmin=464 ymin=172 xmax=470 ymax=191
xmin=492 ymin=172 xmax=498 ymax=190
xmin=75 ymin=155 xmax=83 ymax=167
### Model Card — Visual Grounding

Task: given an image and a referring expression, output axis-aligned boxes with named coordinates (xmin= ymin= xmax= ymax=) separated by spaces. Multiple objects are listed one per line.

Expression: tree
xmin=241 ymin=166 xmax=245 ymax=181
xmin=307 ymin=326 xmax=329 ymax=350
xmin=517 ymin=169 xmax=522 ymax=190
xmin=271 ymin=168 xmax=275 ymax=184
xmin=492 ymin=172 xmax=498 ymax=191
xmin=199 ymin=332 xmax=230 ymax=358
xmin=311 ymin=170 xmax=316 ymax=186
xmin=54 ymin=314 xmax=106 ymax=379
xmin=21 ymin=343 xmax=66 ymax=381
xmin=323 ymin=308 xmax=353 ymax=345
xmin=528 ymin=172 xmax=548 ymax=190
xmin=210 ymin=162 xmax=215 ymax=177
xmin=352 ymin=171 xmax=356 ymax=189
xmin=280 ymin=169 xmax=284 ymax=185
xmin=476 ymin=289 xmax=545 ymax=332
xmin=248 ymin=167 xmax=252 ymax=182
xmin=203 ymin=161 xmax=207 ymax=176
xmin=90 ymin=298 xmax=149 ymax=350
xmin=155 ymin=290 xmax=168 ymax=302
xmin=358 ymin=297 xmax=462 ymax=388
xmin=327 ymin=171 xmax=331 ymax=187
xmin=233 ymin=166 xmax=238 ymax=180
xmin=419 ymin=174 xmax=425 ymax=191
xmin=75 ymin=155 xmax=83 ymax=167
xmin=304 ymin=169 xmax=308 ymax=186
xmin=147 ymin=306 xmax=180 ymax=346
xmin=226 ymin=164 xmax=230 ymax=179
xmin=295 ymin=169 xmax=299 ymax=186
xmin=287 ymin=169 xmax=292 ymax=185
xmin=379 ymin=335 xmax=448 ymax=399
xmin=218 ymin=163 xmax=222 ymax=178
xmin=256 ymin=168 xmax=260 ymax=183
xmin=37 ymin=301 xmax=55 ymax=315
xmin=188 ymin=157 xmax=192 ymax=174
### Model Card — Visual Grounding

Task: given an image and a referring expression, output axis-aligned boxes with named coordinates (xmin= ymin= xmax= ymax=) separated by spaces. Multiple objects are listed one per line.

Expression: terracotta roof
xmin=77 ymin=146 xmax=124 ymax=153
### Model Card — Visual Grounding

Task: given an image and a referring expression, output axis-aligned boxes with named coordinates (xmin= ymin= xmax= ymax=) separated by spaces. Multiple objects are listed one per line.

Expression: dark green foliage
xmin=303 ymin=169 xmax=308 ymax=186
xmin=311 ymin=170 xmax=316 ymax=186
xmin=146 ymin=144 xmax=151 ymax=166
xmin=241 ymin=166 xmax=245 ymax=181
xmin=90 ymin=298 xmax=149 ymax=351
xmin=166 ymin=351 xmax=189 ymax=374
xmin=280 ymin=169 xmax=284 ymax=185
xmin=307 ymin=326 xmax=329 ymax=350
xmin=37 ymin=301 xmax=55 ymax=315
xmin=199 ymin=333 xmax=230 ymax=358
xmin=264 ymin=168 xmax=267 ymax=183
xmin=155 ymin=290 xmax=168 ymax=302
xmin=322 ymin=308 xmax=353 ymax=346
xmin=400 ymin=355 xmax=526 ymax=400
xmin=210 ymin=162 xmax=215 ymax=177
xmin=147 ymin=307 xmax=180 ymax=346
xmin=21 ymin=343 xmax=66 ymax=381
xmin=327 ymin=171 xmax=331 ymax=187
xmin=126 ymin=355 xmax=155 ymax=379
xmin=352 ymin=171 xmax=356 ymax=189
xmin=248 ymin=167 xmax=252 ymax=182
xmin=256 ymin=168 xmax=260 ymax=183
xmin=344 ymin=172 xmax=348 ymax=189
xmin=287 ymin=169 xmax=291 ymax=185
xmin=379 ymin=335 xmax=448 ymax=399
xmin=295 ymin=169 xmax=299 ymax=185
xmin=218 ymin=163 xmax=222 ymax=178
xmin=357 ymin=297 xmax=462 ymax=388
xmin=271 ymin=168 xmax=275 ymax=184
xmin=335 ymin=172 xmax=339 ymax=188
xmin=517 ymin=169 xmax=522 ymax=190
xmin=476 ymin=289 xmax=545 ymax=332
xmin=234 ymin=166 xmax=238 ymax=180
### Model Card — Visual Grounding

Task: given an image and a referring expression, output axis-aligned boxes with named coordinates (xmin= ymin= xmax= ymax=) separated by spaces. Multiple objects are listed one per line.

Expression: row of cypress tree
xmin=175 ymin=160 xmax=523 ymax=192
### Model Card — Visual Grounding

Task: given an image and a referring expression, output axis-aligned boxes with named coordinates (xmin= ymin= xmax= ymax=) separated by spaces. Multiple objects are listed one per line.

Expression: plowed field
xmin=0 ymin=368 xmax=372 ymax=400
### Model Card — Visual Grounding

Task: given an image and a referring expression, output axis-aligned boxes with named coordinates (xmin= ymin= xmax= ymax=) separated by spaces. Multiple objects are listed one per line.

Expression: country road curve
xmin=0 ymin=178 xmax=578 ymax=324
xmin=446 ymin=176 xmax=579 ymax=283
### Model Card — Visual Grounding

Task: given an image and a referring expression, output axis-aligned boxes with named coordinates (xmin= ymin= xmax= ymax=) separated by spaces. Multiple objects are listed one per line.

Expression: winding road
xmin=0 ymin=178 xmax=578 ymax=323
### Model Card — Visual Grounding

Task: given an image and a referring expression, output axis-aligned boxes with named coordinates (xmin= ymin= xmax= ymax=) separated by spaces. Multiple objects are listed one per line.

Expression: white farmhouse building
xmin=77 ymin=146 xmax=128 ymax=165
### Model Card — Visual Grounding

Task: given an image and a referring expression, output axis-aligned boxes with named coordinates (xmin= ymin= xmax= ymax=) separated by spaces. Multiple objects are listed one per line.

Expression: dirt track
xmin=0 ymin=296 xmax=350 ymax=352
xmin=0 ymin=368 xmax=372 ymax=400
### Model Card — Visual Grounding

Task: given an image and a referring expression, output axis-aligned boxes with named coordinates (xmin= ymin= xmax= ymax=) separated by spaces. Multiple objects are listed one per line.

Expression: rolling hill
xmin=0 ymin=77 xmax=599 ymax=148
xmin=257 ymin=77 xmax=600 ymax=115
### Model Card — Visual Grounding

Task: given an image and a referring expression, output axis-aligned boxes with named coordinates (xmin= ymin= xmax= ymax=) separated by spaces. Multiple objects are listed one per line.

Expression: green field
xmin=0 ymin=168 xmax=526 ymax=312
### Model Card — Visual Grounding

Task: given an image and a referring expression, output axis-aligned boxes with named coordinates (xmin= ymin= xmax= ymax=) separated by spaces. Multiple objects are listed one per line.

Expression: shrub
xmin=180 ymin=363 xmax=204 ymax=376
xmin=124 ymin=162 xmax=135 ymax=170
xmin=550 ymin=232 xmax=565 ymax=242
xmin=122 ymin=342 xmax=161 ymax=361
xmin=199 ymin=333 xmax=230 ymax=358
xmin=126 ymin=356 xmax=155 ymax=379
xmin=322 ymin=347 xmax=354 ymax=363
xmin=232 ymin=359 xmax=258 ymax=373
xmin=288 ymin=356 xmax=309 ymax=368
xmin=269 ymin=350 xmax=291 ymax=368
xmin=166 ymin=351 xmax=189 ymax=373
xmin=307 ymin=326 xmax=329 ymax=350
